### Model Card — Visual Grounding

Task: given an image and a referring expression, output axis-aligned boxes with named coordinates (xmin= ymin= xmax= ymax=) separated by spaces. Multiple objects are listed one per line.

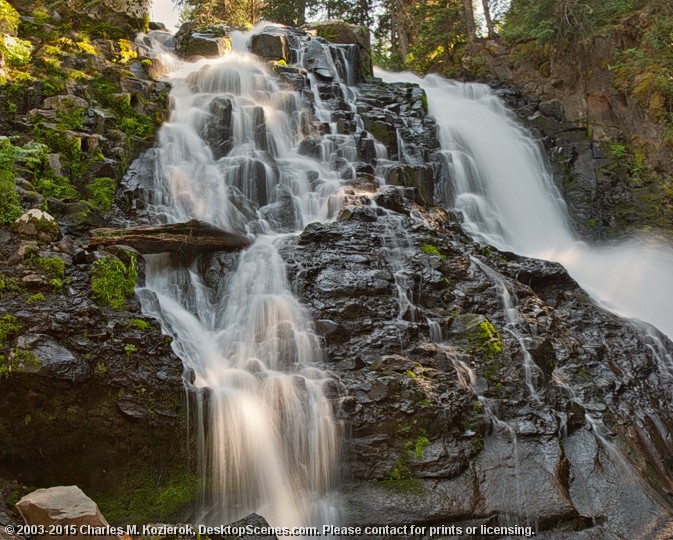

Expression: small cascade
xmin=550 ymin=367 xmax=668 ymax=533
xmin=471 ymin=257 xmax=543 ymax=402
xmin=426 ymin=316 xmax=533 ymax=527
xmin=377 ymin=69 xmax=673 ymax=342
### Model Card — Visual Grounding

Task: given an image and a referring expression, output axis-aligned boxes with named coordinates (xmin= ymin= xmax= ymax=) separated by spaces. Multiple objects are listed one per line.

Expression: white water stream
xmin=135 ymin=28 xmax=360 ymax=528
xmin=377 ymin=71 xmax=673 ymax=341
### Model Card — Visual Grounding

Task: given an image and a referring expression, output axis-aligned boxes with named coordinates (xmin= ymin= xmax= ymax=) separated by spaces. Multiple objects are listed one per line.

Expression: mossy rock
xmin=13 ymin=209 xmax=60 ymax=243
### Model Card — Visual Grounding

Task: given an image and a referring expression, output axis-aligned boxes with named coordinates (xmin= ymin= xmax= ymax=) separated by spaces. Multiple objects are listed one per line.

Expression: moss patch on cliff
xmin=91 ymin=255 xmax=138 ymax=309
xmin=96 ymin=467 xmax=199 ymax=524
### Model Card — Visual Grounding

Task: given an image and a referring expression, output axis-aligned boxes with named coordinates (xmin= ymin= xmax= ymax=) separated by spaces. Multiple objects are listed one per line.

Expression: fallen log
xmin=90 ymin=219 xmax=251 ymax=255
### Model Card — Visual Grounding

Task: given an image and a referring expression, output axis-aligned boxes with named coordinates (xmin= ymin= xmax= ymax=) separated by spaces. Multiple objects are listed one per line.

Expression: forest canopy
xmin=176 ymin=0 xmax=673 ymax=78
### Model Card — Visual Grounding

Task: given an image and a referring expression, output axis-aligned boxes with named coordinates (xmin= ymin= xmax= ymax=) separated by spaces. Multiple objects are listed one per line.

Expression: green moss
xmin=0 ymin=0 xmax=20 ymax=34
xmin=124 ymin=343 xmax=137 ymax=357
xmin=0 ymin=347 xmax=41 ymax=379
xmin=0 ymin=35 xmax=32 ymax=68
xmin=50 ymin=278 xmax=63 ymax=293
xmin=97 ymin=468 xmax=199 ymax=524
xmin=26 ymin=293 xmax=46 ymax=303
xmin=388 ymin=428 xmax=430 ymax=481
xmin=0 ymin=138 xmax=22 ymax=224
xmin=87 ymin=177 xmax=117 ymax=213
xmin=91 ymin=255 xmax=138 ymax=309
xmin=610 ymin=144 xmax=628 ymax=159
xmin=420 ymin=243 xmax=445 ymax=259
xmin=114 ymin=39 xmax=138 ymax=63
xmin=0 ymin=314 xmax=21 ymax=347
xmin=27 ymin=255 xmax=65 ymax=280
xmin=56 ymin=106 xmax=86 ymax=131
xmin=0 ymin=273 xmax=23 ymax=294
xmin=128 ymin=319 xmax=150 ymax=331
xmin=475 ymin=319 xmax=503 ymax=360
xmin=94 ymin=361 xmax=107 ymax=378
xmin=414 ymin=435 xmax=430 ymax=459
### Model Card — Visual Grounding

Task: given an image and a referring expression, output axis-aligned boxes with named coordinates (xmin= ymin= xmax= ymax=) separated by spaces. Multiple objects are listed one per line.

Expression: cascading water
xmin=377 ymin=70 xmax=673 ymax=342
xmin=134 ymin=27 xmax=359 ymax=528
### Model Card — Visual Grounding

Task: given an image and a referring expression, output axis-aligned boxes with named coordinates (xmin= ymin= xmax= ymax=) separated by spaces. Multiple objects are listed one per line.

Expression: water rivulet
xmin=129 ymin=24 xmax=673 ymax=537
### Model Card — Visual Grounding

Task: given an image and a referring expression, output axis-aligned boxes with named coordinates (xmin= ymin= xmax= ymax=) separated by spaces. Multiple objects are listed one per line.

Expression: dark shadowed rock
xmin=250 ymin=32 xmax=289 ymax=62
xmin=16 ymin=335 xmax=90 ymax=383
xmin=206 ymin=97 xmax=233 ymax=159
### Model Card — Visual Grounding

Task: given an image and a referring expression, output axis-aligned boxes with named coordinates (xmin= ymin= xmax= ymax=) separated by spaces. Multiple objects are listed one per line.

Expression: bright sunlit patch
xmin=150 ymin=0 xmax=180 ymax=31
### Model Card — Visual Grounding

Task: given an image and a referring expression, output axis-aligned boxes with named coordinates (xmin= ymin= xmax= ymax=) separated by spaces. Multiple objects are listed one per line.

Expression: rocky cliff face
xmin=0 ymin=0 xmax=190 ymax=524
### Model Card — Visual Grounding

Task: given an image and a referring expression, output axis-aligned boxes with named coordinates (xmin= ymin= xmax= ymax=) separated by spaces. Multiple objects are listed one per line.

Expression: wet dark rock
xmin=297 ymin=135 xmax=322 ymax=159
xmin=207 ymin=97 xmax=233 ymax=159
xmin=260 ymin=185 xmax=301 ymax=232
xmin=279 ymin=158 xmax=673 ymax=534
xmin=117 ymin=148 xmax=157 ymax=222
xmin=308 ymin=20 xmax=373 ymax=77
xmin=384 ymin=164 xmax=434 ymax=205
xmin=250 ymin=31 xmax=289 ymax=63
xmin=212 ymin=513 xmax=278 ymax=540
xmin=302 ymin=40 xmax=334 ymax=80
xmin=16 ymin=335 xmax=90 ymax=383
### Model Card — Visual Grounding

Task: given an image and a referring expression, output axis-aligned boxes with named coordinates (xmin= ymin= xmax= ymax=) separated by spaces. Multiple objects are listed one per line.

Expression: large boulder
xmin=175 ymin=23 xmax=232 ymax=59
xmin=63 ymin=0 xmax=150 ymax=34
xmin=16 ymin=335 xmax=90 ymax=383
xmin=16 ymin=486 xmax=110 ymax=540
xmin=302 ymin=40 xmax=334 ymax=80
xmin=206 ymin=97 xmax=233 ymax=159
xmin=14 ymin=210 xmax=60 ymax=243
xmin=250 ymin=31 xmax=290 ymax=63
xmin=309 ymin=20 xmax=373 ymax=77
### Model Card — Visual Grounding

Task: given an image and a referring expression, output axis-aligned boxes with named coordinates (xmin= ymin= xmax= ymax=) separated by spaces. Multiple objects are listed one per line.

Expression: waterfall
xmin=135 ymin=29 xmax=352 ymax=528
xmin=377 ymin=70 xmax=673 ymax=341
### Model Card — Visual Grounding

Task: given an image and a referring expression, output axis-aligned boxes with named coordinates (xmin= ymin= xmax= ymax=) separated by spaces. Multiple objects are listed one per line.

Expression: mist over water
xmin=377 ymin=69 xmax=673 ymax=340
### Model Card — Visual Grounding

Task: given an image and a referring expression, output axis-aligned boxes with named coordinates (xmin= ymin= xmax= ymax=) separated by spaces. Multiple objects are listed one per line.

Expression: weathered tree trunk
xmin=481 ymin=0 xmax=495 ymax=38
xmin=90 ymin=220 xmax=251 ymax=255
xmin=462 ymin=0 xmax=475 ymax=42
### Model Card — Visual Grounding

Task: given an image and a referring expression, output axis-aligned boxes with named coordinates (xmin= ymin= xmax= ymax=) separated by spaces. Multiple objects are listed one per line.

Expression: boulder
xmin=62 ymin=0 xmax=150 ymax=35
xmin=250 ymin=31 xmax=289 ymax=63
xmin=16 ymin=335 xmax=90 ymax=383
xmin=223 ymin=513 xmax=278 ymax=540
xmin=206 ymin=97 xmax=233 ymax=159
xmin=16 ymin=486 xmax=110 ymax=540
xmin=309 ymin=20 xmax=373 ymax=77
xmin=90 ymin=219 xmax=251 ymax=255
xmin=302 ymin=40 xmax=334 ymax=80
xmin=42 ymin=95 xmax=88 ymax=111
xmin=175 ymin=23 xmax=231 ymax=59
xmin=14 ymin=210 xmax=60 ymax=243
